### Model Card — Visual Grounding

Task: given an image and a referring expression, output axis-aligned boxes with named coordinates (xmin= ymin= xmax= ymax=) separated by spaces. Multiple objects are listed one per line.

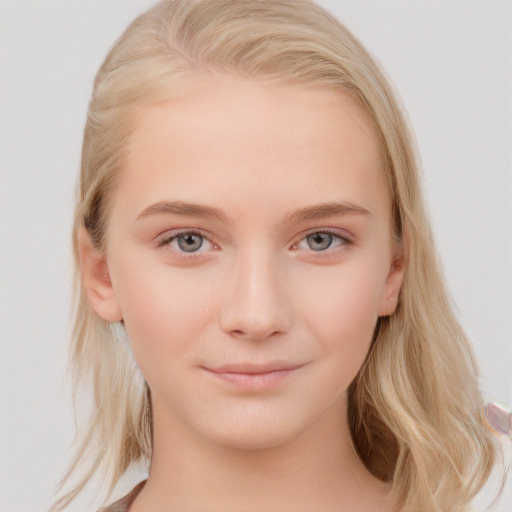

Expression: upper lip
xmin=203 ymin=362 xmax=305 ymax=375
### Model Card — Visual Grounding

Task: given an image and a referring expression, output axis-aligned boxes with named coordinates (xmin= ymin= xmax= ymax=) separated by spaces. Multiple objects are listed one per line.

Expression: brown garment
xmin=98 ymin=481 xmax=146 ymax=512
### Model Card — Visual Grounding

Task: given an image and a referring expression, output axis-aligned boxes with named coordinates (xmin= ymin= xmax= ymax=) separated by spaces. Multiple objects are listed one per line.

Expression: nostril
xmin=229 ymin=328 xmax=274 ymax=341
xmin=224 ymin=320 xmax=287 ymax=341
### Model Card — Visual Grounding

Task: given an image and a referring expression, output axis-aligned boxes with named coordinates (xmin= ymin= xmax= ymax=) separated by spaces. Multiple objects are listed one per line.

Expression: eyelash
xmin=292 ymin=229 xmax=353 ymax=254
xmin=157 ymin=228 xmax=353 ymax=258
xmin=157 ymin=229 xmax=215 ymax=256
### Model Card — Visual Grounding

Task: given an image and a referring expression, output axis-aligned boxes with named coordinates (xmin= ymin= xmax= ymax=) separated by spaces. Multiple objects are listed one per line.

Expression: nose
xmin=219 ymin=250 xmax=292 ymax=341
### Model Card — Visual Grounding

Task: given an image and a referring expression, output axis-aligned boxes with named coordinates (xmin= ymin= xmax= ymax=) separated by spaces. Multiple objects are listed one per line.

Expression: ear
xmin=378 ymin=249 xmax=405 ymax=317
xmin=79 ymin=229 xmax=123 ymax=322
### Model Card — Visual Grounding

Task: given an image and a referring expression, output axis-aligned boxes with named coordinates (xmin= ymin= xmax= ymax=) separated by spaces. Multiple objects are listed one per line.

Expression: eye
xmin=176 ymin=233 xmax=204 ymax=252
xmin=159 ymin=231 xmax=214 ymax=253
xmin=306 ymin=232 xmax=335 ymax=251
xmin=295 ymin=231 xmax=350 ymax=252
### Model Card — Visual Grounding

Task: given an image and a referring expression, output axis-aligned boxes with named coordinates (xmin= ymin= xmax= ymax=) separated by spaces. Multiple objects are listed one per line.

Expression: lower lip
xmin=203 ymin=367 xmax=301 ymax=392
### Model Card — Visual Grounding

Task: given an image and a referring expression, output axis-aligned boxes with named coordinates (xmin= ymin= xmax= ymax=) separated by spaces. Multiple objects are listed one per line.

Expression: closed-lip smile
xmin=201 ymin=362 xmax=306 ymax=391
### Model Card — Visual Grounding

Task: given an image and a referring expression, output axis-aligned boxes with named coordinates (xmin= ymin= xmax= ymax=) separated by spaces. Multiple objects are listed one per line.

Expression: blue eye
xmin=159 ymin=231 xmax=213 ymax=254
xmin=296 ymin=231 xmax=349 ymax=252
xmin=306 ymin=232 xmax=335 ymax=251
xmin=176 ymin=233 xmax=204 ymax=252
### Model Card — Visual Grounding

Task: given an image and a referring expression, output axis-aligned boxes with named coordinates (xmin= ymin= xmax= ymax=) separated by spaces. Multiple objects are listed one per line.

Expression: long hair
xmin=53 ymin=1 xmax=502 ymax=510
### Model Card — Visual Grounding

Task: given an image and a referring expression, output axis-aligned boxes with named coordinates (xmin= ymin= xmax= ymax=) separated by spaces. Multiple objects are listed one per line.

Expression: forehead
xmin=115 ymin=76 xmax=387 ymax=222
xmin=132 ymin=75 xmax=379 ymax=150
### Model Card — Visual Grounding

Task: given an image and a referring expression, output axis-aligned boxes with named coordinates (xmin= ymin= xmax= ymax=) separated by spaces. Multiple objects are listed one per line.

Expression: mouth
xmin=201 ymin=362 xmax=306 ymax=391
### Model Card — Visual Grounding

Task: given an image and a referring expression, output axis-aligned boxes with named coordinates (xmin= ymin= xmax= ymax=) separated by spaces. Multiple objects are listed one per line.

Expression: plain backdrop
xmin=0 ymin=1 xmax=511 ymax=511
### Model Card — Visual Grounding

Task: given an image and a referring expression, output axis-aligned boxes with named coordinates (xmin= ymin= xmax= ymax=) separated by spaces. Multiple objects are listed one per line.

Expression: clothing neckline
xmin=98 ymin=480 xmax=146 ymax=512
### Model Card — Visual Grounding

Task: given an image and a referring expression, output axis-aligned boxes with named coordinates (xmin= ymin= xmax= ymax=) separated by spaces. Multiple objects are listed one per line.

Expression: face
xmin=82 ymin=75 xmax=403 ymax=451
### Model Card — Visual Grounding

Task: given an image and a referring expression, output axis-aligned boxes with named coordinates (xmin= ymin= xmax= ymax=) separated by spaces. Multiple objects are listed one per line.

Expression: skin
xmin=81 ymin=75 xmax=403 ymax=511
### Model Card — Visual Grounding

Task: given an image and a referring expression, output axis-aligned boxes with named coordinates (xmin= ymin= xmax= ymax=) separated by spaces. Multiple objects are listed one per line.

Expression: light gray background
xmin=1 ymin=1 xmax=511 ymax=511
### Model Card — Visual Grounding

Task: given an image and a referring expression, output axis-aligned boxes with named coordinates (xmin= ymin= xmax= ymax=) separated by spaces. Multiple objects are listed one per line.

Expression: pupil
xmin=177 ymin=234 xmax=203 ymax=252
xmin=307 ymin=233 xmax=332 ymax=251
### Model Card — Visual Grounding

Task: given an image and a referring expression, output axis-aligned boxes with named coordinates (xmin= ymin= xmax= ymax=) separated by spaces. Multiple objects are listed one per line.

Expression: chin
xmin=195 ymin=402 xmax=320 ymax=452
xmin=208 ymin=426 xmax=302 ymax=452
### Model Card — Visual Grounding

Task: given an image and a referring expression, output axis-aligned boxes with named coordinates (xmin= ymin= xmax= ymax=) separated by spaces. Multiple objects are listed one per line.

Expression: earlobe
xmin=79 ymin=229 xmax=123 ymax=322
xmin=378 ymin=252 xmax=405 ymax=317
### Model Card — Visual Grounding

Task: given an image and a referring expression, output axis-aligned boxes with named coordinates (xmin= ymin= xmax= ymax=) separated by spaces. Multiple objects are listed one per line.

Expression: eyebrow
xmin=136 ymin=200 xmax=371 ymax=224
xmin=137 ymin=201 xmax=231 ymax=224
xmin=285 ymin=201 xmax=372 ymax=223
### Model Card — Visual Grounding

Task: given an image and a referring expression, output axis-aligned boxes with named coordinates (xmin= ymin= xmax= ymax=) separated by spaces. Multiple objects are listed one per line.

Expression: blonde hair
xmin=54 ymin=1 xmax=502 ymax=510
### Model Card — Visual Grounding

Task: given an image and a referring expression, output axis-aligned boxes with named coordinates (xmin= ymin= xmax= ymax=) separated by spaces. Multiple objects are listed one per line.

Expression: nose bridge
xmin=219 ymin=245 xmax=291 ymax=340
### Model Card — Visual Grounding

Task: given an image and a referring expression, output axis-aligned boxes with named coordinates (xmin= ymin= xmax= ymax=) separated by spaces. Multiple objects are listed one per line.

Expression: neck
xmin=131 ymin=393 xmax=391 ymax=512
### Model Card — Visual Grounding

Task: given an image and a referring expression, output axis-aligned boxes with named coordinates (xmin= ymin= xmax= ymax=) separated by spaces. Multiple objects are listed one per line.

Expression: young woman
xmin=53 ymin=1 xmax=504 ymax=511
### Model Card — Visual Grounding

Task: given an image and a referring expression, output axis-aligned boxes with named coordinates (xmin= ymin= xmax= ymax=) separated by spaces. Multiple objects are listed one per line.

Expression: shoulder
xmin=97 ymin=481 xmax=146 ymax=512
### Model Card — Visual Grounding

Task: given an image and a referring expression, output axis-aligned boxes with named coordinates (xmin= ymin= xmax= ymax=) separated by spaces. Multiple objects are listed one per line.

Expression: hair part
xmin=53 ymin=1 xmax=502 ymax=510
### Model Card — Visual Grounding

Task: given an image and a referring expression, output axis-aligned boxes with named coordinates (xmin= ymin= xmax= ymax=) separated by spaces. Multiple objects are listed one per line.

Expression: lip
xmin=201 ymin=362 xmax=305 ymax=391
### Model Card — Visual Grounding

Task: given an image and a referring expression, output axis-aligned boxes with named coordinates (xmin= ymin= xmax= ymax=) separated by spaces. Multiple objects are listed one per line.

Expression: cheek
xmin=292 ymin=259 xmax=384 ymax=358
xmin=109 ymin=252 xmax=218 ymax=367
